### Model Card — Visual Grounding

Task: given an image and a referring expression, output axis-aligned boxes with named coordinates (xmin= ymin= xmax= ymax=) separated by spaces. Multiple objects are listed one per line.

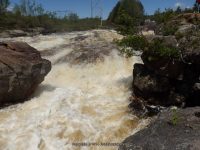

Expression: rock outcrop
xmin=0 ymin=30 xmax=28 ymax=38
xmin=131 ymin=44 xmax=200 ymax=115
xmin=130 ymin=14 xmax=200 ymax=116
xmin=119 ymin=107 xmax=200 ymax=150
xmin=121 ymin=12 xmax=200 ymax=150
xmin=156 ymin=13 xmax=200 ymax=36
xmin=0 ymin=28 xmax=47 ymax=38
xmin=0 ymin=42 xmax=51 ymax=106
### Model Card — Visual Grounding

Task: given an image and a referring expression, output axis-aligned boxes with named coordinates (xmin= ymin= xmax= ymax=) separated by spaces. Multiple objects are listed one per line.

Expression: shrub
xmin=148 ymin=38 xmax=180 ymax=58
xmin=175 ymin=32 xmax=184 ymax=40
xmin=117 ymin=36 xmax=180 ymax=59
xmin=162 ymin=24 xmax=178 ymax=36
xmin=117 ymin=35 xmax=148 ymax=57
xmin=171 ymin=109 xmax=179 ymax=126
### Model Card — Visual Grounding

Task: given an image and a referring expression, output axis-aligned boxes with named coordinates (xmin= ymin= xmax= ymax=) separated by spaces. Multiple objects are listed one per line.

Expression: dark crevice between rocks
xmin=194 ymin=112 xmax=200 ymax=118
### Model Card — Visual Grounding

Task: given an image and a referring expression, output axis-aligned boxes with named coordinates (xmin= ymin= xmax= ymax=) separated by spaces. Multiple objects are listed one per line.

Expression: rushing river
xmin=0 ymin=30 xmax=148 ymax=150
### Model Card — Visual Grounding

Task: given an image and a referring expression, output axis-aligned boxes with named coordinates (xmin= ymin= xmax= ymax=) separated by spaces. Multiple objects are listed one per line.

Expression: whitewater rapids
xmin=0 ymin=30 xmax=149 ymax=150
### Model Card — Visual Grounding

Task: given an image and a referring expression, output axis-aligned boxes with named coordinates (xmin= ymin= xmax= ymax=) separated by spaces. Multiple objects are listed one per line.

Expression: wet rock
xmin=128 ymin=97 xmax=147 ymax=117
xmin=24 ymin=27 xmax=45 ymax=36
xmin=0 ymin=42 xmax=51 ymax=106
xmin=0 ymin=30 xmax=28 ymax=38
xmin=133 ymin=64 xmax=185 ymax=107
xmin=128 ymin=96 xmax=165 ymax=117
xmin=55 ymin=43 xmax=118 ymax=64
xmin=133 ymin=64 xmax=171 ymax=101
xmin=119 ymin=107 xmax=200 ymax=150
xmin=141 ymin=51 xmax=184 ymax=79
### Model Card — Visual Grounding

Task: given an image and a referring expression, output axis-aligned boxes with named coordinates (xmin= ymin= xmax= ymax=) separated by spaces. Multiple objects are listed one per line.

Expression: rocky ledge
xmin=119 ymin=107 xmax=200 ymax=150
xmin=130 ymin=13 xmax=200 ymax=116
xmin=0 ymin=28 xmax=51 ymax=38
xmin=124 ymin=13 xmax=200 ymax=150
xmin=0 ymin=42 xmax=51 ymax=107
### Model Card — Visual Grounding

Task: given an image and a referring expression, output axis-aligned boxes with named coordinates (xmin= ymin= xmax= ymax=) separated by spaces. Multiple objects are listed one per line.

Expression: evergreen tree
xmin=0 ymin=0 xmax=10 ymax=14
xmin=175 ymin=6 xmax=182 ymax=14
xmin=108 ymin=0 xmax=144 ymax=25
xmin=13 ymin=0 xmax=44 ymax=16
xmin=107 ymin=0 xmax=144 ymax=35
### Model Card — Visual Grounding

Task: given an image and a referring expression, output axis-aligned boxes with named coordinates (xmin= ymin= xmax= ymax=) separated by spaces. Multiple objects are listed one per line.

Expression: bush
xmin=175 ymin=32 xmax=184 ymax=40
xmin=148 ymin=38 xmax=180 ymax=58
xmin=117 ymin=35 xmax=148 ymax=57
xmin=117 ymin=36 xmax=180 ymax=58
xmin=162 ymin=24 xmax=178 ymax=36
xmin=152 ymin=8 xmax=175 ymax=24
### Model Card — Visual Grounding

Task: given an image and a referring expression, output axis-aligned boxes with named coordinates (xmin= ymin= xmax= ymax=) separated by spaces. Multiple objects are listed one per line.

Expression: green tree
xmin=13 ymin=0 xmax=44 ymax=16
xmin=108 ymin=0 xmax=144 ymax=35
xmin=108 ymin=0 xmax=144 ymax=25
xmin=65 ymin=13 xmax=79 ymax=22
xmin=0 ymin=0 xmax=10 ymax=14
xmin=153 ymin=8 xmax=175 ymax=24
xmin=175 ymin=6 xmax=182 ymax=14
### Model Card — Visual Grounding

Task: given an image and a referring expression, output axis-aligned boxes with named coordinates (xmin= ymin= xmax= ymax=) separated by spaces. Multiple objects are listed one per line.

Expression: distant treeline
xmin=0 ymin=0 xmax=110 ymax=32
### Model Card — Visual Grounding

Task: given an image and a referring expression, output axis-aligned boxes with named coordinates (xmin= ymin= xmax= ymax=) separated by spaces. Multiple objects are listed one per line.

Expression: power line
xmin=91 ymin=0 xmax=103 ymax=25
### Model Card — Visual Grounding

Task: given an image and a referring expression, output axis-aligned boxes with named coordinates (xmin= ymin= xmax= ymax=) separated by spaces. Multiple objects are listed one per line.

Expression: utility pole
xmin=91 ymin=0 xmax=103 ymax=26
xmin=91 ymin=0 xmax=93 ymax=18
xmin=196 ymin=0 xmax=200 ymax=13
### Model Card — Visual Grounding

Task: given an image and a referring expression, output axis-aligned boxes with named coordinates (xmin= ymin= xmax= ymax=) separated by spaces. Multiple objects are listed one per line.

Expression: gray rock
xmin=119 ymin=107 xmax=200 ymax=150
xmin=145 ymin=35 xmax=178 ymax=47
xmin=55 ymin=43 xmax=118 ymax=64
xmin=179 ymin=35 xmax=200 ymax=65
xmin=0 ymin=30 xmax=28 ymax=38
xmin=176 ymin=24 xmax=197 ymax=34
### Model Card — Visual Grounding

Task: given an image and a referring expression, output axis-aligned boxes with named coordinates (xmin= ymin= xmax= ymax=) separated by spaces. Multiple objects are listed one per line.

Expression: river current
xmin=0 ymin=30 xmax=148 ymax=150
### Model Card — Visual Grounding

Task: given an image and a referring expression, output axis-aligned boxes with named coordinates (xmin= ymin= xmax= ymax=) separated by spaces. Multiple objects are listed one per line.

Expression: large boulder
xmin=0 ymin=42 xmax=51 ymax=106
xmin=141 ymin=51 xmax=184 ymax=79
xmin=132 ymin=64 xmax=185 ymax=107
xmin=119 ymin=107 xmax=200 ymax=150
xmin=133 ymin=64 xmax=170 ymax=101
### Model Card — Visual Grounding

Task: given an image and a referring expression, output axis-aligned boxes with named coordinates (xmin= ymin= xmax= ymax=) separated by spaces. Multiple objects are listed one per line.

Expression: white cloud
xmin=6 ymin=5 xmax=14 ymax=11
xmin=175 ymin=2 xmax=185 ymax=8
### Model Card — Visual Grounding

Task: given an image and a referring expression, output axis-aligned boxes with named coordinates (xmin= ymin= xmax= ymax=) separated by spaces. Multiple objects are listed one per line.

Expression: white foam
xmin=0 ymin=30 xmax=148 ymax=150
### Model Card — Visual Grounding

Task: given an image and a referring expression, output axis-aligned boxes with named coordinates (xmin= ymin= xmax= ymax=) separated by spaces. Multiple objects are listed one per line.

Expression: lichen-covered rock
xmin=0 ymin=42 xmax=51 ymax=106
